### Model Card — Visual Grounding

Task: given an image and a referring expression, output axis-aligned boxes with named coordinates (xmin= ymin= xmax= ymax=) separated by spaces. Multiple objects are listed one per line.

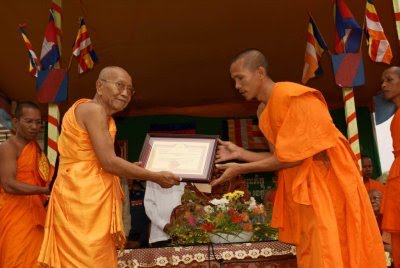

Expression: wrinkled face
xmin=14 ymin=107 xmax=42 ymax=141
xmin=368 ymin=190 xmax=382 ymax=214
xmin=230 ymin=58 xmax=262 ymax=101
xmin=361 ymin=157 xmax=373 ymax=180
xmin=381 ymin=68 xmax=400 ymax=101
xmin=97 ymin=68 xmax=134 ymax=113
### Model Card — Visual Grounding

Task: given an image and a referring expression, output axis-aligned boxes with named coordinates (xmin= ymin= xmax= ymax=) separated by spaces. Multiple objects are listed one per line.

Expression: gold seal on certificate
xmin=139 ymin=134 xmax=219 ymax=183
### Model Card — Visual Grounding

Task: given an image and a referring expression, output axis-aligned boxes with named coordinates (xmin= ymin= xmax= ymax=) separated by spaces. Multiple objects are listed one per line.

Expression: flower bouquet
xmin=168 ymin=187 xmax=277 ymax=245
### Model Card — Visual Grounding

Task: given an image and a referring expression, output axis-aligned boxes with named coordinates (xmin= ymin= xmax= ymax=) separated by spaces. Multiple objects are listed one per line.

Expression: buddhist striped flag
xmin=392 ymin=0 xmax=400 ymax=46
xmin=334 ymin=0 xmax=362 ymax=53
xmin=72 ymin=18 xmax=98 ymax=74
xmin=19 ymin=25 xmax=40 ymax=77
xmin=40 ymin=10 xmax=60 ymax=70
xmin=365 ymin=0 xmax=393 ymax=64
xmin=227 ymin=119 xmax=268 ymax=150
xmin=302 ymin=16 xmax=328 ymax=84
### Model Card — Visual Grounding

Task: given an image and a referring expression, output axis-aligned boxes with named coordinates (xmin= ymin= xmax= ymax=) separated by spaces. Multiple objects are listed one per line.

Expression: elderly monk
xmin=0 ymin=101 xmax=51 ymax=267
xmin=38 ymin=66 xmax=181 ymax=268
xmin=211 ymin=49 xmax=386 ymax=267
xmin=381 ymin=66 xmax=400 ymax=268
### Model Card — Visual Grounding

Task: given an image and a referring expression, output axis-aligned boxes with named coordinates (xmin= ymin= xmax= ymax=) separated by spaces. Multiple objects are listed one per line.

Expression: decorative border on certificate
xmin=139 ymin=134 xmax=219 ymax=182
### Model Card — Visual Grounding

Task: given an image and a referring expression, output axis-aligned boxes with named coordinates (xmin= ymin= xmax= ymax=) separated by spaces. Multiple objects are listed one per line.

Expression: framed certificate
xmin=139 ymin=133 xmax=219 ymax=182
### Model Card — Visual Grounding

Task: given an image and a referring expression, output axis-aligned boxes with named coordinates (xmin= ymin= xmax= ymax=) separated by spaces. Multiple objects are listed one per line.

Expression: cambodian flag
xmin=40 ymin=10 xmax=60 ymax=70
xmin=334 ymin=0 xmax=362 ymax=53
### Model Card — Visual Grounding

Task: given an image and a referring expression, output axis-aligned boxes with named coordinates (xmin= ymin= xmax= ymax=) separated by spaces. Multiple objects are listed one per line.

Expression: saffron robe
xmin=259 ymin=82 xmax=386 ymax=268
xmin=0 ymin=141 xmax=47 ymax=267
xmin=364 ymin=178 xmax=385 ymax=194
xmin=38 ymin=99 xmax=125 ymax=268
xmin=381 ymin=109 xmax=400 ymax=268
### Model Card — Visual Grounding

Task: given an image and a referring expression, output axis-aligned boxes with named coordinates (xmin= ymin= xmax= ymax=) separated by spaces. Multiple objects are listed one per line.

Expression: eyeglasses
xmin=100 ymin=79 xmax=135 ymax=95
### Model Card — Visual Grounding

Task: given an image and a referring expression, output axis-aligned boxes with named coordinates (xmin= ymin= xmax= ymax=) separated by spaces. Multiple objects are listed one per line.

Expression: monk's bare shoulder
xmin=75 ymin=101 xmax=107 ymax=130
xmin=0 ymin=138 xmax=19 ymax=160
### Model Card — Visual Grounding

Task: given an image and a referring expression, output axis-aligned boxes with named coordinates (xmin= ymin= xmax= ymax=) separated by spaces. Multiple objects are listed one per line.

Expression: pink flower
xmin=185 ymin=212 xmax=197 ymax=227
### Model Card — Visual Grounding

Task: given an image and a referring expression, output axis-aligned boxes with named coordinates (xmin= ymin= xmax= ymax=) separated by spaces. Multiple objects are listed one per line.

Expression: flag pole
xmin=47 ymin=0 xmax=62 ymax=168
xmin=342 ymin=87 xmax=362 ymax=170
xmin=335 ymin=0 xmax=362 ymax=171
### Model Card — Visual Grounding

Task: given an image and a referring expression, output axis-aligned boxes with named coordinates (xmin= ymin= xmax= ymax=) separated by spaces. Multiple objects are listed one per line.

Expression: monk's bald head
xmin=98 ymin=66 xmax=131 ymax=81
xmin=383 ymin=66 xmax=400 ymax=76
xmin=231 ymin=49 xmax=268 ymax=73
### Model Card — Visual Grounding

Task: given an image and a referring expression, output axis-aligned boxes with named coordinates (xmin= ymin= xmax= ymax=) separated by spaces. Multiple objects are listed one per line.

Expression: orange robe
xmin=0 ymin=141 xmax=47 ymax=267
xmin=364 ymin=178 xmax=385 ymax=194
xmin=38 ymin=99 xmax=125 ymax=268
xmin=258 ymin=82 xmax=386 ymax=268
xmin=381 ymin=108 xmax=400 ymax=268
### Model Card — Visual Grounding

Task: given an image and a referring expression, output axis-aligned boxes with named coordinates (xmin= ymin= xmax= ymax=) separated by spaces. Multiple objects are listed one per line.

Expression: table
xmin=117 ymin=241 xmax=297 ymax=268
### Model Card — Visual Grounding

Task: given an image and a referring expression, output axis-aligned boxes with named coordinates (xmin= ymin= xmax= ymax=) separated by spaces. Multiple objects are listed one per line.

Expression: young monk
xmin=211 ymin=49 xmax=386 ymax=268
xmin=381 ymin=66 xmax=400 ymax=268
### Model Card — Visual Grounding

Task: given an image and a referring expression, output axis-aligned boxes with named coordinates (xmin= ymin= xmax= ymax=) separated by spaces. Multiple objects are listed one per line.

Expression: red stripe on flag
xmin=395 ymin=12 xmax=400 ymax=20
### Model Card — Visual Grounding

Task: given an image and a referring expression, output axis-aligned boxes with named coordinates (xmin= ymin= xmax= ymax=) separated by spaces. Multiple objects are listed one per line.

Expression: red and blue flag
xmin=331 ymin=52 xmax=365 ymax=87
xmin=40 ymin=10 xmax=60 ymax=70
xmin=334 ymin=0 xmax=362 ymax=53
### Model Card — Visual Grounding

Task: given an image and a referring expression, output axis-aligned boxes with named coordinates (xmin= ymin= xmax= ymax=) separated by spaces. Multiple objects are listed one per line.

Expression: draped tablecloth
xmin=118 ymin=241 xmax=297 ymax=268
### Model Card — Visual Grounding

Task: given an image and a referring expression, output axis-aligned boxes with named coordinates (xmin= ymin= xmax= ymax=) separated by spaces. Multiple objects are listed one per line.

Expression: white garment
xmin=144 ymin=181 xmax=186 ymax=244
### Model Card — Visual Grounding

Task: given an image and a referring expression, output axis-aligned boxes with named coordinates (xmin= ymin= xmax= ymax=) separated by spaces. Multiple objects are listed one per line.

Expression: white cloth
xmin=144 ymin=181 xmax=186 ymax=244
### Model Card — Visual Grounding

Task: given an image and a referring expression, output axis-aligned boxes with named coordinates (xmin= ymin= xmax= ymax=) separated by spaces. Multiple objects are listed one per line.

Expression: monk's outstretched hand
xmin=215 ymin=139 xmax=242 ymax=163
xmin=210 ymin=162 xmax=241 ymax=187
xmin=155 ymin=171 xmax=181 ymax=188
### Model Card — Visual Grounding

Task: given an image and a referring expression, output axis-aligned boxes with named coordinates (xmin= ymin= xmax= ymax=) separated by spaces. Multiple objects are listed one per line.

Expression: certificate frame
xmin=139 ymin=133 xmax=219 ymax=183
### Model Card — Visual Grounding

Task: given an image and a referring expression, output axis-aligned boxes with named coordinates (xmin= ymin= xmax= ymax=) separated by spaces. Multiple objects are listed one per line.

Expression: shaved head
xmin=231 ymin=49 xmax=268 ymax=73
xmin=98 ymin=66 xmax=131 ymax=81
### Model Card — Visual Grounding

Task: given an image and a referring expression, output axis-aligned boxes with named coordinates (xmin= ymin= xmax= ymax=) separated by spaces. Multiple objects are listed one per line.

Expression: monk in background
xmin=362 ymin=154 xmax=385 ymax=194
xmin=381 ymin=66 xmax=400 ymax=268
xmin=0 ymin=101 xmax=51 ymax=267
xmin=38 ymin=66 xmax=181 ymax=268
xmin=212 ymin=49 xmax=386 ymax=267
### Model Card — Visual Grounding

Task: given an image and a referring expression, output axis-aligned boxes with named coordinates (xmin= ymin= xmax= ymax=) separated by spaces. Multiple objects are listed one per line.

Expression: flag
xmin=302 ymin=16 xmax=328 ymax=84
xmin=334 ymin=0 xmax=362 ymax=53
xmin=226 ymin=119 xmax=268 ymax=150
xmin=51 ymin=0 xmax=62 ymax=52
xmin=392 ymin=0 xmax=400 ymax=46
xmin=365 ymin=0 xmax=393 ymax=64
xmin=40 ymin=10 xmax=60 ymax=70
xmin=36 ymin=69 xmax=68 ymax=103
xmin=72 ymin=18 xmax=98 ymax=74
xmin=19 ymin=25 xmax=40 ymax=77
xmin=331 ymin=52 xmax=365 ymax=87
